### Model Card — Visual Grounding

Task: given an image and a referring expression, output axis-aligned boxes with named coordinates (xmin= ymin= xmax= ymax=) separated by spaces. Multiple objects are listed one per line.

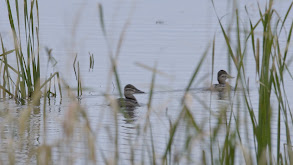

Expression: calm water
xmin=0 ymin=0 xmax=293 ymax=164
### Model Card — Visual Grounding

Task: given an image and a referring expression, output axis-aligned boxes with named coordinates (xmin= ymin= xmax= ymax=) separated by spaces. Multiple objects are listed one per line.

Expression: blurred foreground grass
xmin=0 ymin=0 xmax=293 ymax=164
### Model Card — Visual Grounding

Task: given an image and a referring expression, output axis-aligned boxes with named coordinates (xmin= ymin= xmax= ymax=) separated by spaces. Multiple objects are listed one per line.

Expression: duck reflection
xmin=121 ymin=107 xmax=138 ymax=124
xmin=217 ymin=90 xmax=230 ymax=100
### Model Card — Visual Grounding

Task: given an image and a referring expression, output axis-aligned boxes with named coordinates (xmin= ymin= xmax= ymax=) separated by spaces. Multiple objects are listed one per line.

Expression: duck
xmin=211 ymin=70 xmax=234 ymax=91
xmin=116 ymin=84 xmax=144 ymax=107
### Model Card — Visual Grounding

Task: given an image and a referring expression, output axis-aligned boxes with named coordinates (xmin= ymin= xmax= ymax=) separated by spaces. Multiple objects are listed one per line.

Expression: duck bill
xmin=227 ymin=74 xmax=234 ymax=79
xmin=135 ymin=89 xmax=145 ymax=94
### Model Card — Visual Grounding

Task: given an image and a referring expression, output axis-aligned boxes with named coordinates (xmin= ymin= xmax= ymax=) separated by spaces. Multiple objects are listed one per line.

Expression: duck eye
xmin=221 ymin=75 xmax=227 ymax=79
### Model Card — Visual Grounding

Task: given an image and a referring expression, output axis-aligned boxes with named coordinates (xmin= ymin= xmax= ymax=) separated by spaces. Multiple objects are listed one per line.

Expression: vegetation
xmin=1 ymin=0 xmax=61 ymax=103
xmin=0 ymin=0 xmax=293 ymax=164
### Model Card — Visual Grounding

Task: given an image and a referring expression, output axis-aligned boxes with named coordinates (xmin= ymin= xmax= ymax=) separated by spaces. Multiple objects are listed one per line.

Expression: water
xmin=0 ymin=0 xmax=293 ymax=164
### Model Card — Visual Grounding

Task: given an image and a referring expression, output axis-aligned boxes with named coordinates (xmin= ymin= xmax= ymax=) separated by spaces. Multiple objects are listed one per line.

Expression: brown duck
xmin=211 ymin=70 xmax=234 ymax=91
xmin=116 ymin=84 xmax=144 ymax=107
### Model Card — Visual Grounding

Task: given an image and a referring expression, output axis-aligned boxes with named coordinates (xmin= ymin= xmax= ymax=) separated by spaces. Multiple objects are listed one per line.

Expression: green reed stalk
xmin=98 ymin=3 xmax=131 ymax=163
xmin=273 ymin=5 xmax=293 ymax=163
xmin=0 ymin=36 xmax=15 ymax=98
xmin=77 ymin=61 xmax=82 ymax=97
xmin=145 ymin=63 xmax=156 ymax=128
xmin=98 ymin=4 xmax=119 ymax=163
xmin=5 ymin=0 xmax=60 ymax=102
xmin=209 ymin=35 xmax=216 ymax=165
xmin=144 ymin=63 xmax=157 ymax=163
xmin=212 ymin=0 xmax=293 ymax=164
xmin=162 ymin=49 xmax=208 ymax=164
xmin=98 ymin=3 xmax=123 ymax=103
xmin=256 ymin=2 xmax=274 ymax=162
xmin=89 ymin=52 xmax=94 ymax=71
xmin=5 ymin=0 xmax=40 ymax=100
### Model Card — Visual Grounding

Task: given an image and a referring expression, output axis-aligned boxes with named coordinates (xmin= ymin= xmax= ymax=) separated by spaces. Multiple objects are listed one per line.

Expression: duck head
xmin=217 ymin=70 xmax=234 ymax=84
xmin=124 ymin=84 xmax=144 ymax=97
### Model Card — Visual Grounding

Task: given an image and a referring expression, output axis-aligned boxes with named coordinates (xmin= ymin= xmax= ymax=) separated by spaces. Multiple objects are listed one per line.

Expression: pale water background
xmin=0 ymin=0 xmax=293 ymax=164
